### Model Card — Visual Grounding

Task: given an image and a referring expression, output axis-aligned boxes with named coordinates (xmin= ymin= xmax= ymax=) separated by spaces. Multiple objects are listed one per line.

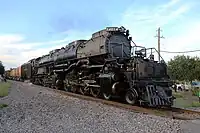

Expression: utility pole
xmin=155 ymin=27 xmax=164 ymax=63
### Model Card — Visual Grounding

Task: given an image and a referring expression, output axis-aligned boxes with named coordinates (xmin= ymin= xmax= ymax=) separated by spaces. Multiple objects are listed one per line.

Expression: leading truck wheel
xmin=103 ymin=93 xmax=111 ymax=100
xmin=55 ymin=79 xmax=64 ymax=90
xmin=90 ymin=87 xmax=100 ymax=98
xmin=125 ymin=89 xmax=138 ymax=105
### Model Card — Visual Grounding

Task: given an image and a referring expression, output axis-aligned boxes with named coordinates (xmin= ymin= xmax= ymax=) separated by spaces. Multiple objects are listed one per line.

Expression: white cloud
xmin=0 ymin=30 xmax=92 ymax=70
xmin=121 ymin=0 xmax=189 ymax=27
xmin=119 ymin=0 xmax=198 ymax=62
xmin=161 ymin=22 xmax=200 ymax=60
xmin=161 ymin=0 xmax=181 ymax=9
xmin=0 ymin=34 xmax=24 ymax=43
xmin=1 ymin=0 xmax=199 ymax=70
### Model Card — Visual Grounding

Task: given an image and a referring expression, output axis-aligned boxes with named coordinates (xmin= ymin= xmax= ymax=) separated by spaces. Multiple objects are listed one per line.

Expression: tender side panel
xmin=21 ymin=63 xmax=32 ymax=80
xmin=53 ymin=40 xmax=86 ymax=62
xmin=19 ymin=66 xmax=22 ymax=78
xmin=77 ymin=30 xmax=107 ymax=58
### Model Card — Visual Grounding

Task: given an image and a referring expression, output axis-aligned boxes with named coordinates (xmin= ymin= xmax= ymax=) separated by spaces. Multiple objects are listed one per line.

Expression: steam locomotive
xmin=6 ymin=26 xmax=174 ymax=107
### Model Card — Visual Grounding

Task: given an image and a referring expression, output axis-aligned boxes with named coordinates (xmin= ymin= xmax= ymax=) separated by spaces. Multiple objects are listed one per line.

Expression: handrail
xmin=131 ymin=46 xmax=166 ymax=64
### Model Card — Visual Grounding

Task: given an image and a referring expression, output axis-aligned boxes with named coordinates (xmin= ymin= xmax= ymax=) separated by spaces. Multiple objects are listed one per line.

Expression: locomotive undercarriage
xmin=30 ymin=56 xmax=174 ymax=108
xmin=51 ymin=58 xmax=174 ymax=107
xmin=60 ymin=72 xmax=174 ymax=107
xmin=62 ymin=71 xmax=129 ymax=101
xmin=31 ymin=69 xmax=58 ymax=89
xmin=61 ymin=60 xmax=107 ymax=98
xmin=64 ymin=73 xmax=102 ymax=98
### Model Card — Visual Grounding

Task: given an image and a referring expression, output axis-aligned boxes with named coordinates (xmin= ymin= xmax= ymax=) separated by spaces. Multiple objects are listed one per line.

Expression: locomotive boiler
xmin=6 ymin=26 xmax=174 ymax=107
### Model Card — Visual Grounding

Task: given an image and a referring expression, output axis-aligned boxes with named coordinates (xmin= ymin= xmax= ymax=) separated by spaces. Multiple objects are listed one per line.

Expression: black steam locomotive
xmin=6 ymin=26 xmax=174 ymax=107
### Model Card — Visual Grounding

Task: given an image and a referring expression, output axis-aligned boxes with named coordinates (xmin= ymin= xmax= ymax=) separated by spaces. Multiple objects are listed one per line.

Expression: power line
xmin=160 ymin=49 xmax=200 ymax=53
xmin=153 ymin=27 xmax=200 ymax=54
xmin=146 ymin=49 xmax=200 ymax=56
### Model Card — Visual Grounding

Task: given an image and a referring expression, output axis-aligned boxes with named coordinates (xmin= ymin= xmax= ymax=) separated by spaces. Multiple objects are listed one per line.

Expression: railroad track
xmin=57 ymin=90 xmax=200 ymax=120
xmin=12 ymin=80 xmax=200 ymax=120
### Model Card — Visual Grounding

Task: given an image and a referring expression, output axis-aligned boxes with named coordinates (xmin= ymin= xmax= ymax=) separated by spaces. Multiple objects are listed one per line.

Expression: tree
xmin=167 ymin=55 xmax=200 ymax=82
xmin=0 ymin=61 xmax=5 ymax=75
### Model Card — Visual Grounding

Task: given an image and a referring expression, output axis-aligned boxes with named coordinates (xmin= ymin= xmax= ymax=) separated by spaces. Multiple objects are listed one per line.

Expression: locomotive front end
xmin=105 ymin=26 xmax=132 ymax=59
xmin=141 ymin=63 xmax=174 ymax=107
xmin=124 ymin=46 xmax=175 ymax=107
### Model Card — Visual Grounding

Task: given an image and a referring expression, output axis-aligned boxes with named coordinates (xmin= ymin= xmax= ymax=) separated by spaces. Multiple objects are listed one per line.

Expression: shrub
xmin=191 ymin=88 xmax=200 ymax=96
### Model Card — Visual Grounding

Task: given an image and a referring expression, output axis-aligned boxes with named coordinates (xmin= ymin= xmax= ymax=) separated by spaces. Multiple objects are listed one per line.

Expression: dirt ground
xmin=0 ymin=81 xmax=185 ymax=133
xmin=173 ymin=90 xmax=200 ymax=109
xmin=1 ymin=81 xmax=200 ymax=133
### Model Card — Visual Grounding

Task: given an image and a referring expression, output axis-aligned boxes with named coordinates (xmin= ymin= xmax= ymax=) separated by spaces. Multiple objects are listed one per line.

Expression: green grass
xmin=172 ymin=90 xmax=200 ymax=108
xmin=0 ymin=82 xmax=11 ymax=109
xmin=191 ymin=88 xmax=200 ymax=96
xmin=173 ymin=92 xmax=184 ymax=98
xmin=0 ymin=82 xmax=11 ymax=97
xmin=0 ymin=104 xmax=8 ymax=109
xmin=185 ymin=101 xmax=200 ymax=108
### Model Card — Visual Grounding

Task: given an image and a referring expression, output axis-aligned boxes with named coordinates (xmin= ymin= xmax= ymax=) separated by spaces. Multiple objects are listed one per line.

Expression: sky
xmin=0 ymin=0 xmax=200 ymax=70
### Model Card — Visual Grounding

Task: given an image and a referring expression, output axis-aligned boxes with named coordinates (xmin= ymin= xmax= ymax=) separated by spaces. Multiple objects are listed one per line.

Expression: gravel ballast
xmin=0 ymin=81 xmax=199 ymax=133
